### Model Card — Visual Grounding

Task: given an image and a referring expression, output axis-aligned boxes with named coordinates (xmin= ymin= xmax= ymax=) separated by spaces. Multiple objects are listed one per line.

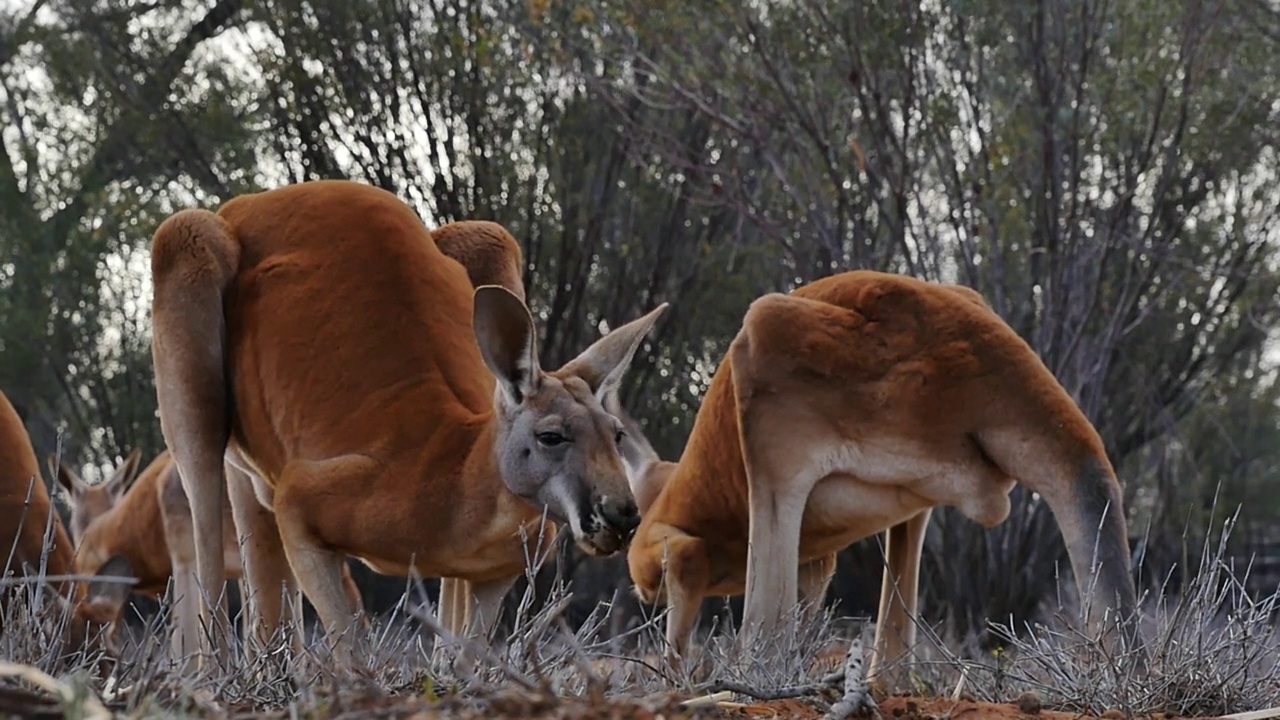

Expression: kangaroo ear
xmin=473 ymin=285 xmax=543 ymax=405
xmin=105 ymin=448 xmax=143 ymax=496
xmin=49 ymin=454 xmax=83 ymax=497
xmin=562 ymin=303 xmax=668 ymax=401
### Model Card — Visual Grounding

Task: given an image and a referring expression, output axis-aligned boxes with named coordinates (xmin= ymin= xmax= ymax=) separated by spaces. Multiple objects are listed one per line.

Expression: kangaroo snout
xmin=599 ymin=495 xmax=641 ymax=536
xmin=577 ymin=494 xmax=640 ymax=557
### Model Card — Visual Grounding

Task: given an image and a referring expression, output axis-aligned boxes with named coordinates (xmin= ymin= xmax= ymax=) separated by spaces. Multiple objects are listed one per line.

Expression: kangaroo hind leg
xmin=798 ymin=552 xmax=837 ymax=621
xmin=868 ymin=508 xmax=931 ymax=693
xmin=271 ymin=455 xmax=376 ymax=665
xmin=224 ymin=460 xmax=302 ymax=658
xmin=730 ymin=342 xmax=830 ymax=653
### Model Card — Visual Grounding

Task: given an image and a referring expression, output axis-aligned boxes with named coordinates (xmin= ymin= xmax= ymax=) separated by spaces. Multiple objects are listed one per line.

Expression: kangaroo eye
xmin=615 ymin=430 xmax=626 ymax=445
xmin=536 ymin=432 xmax=568 ymax=447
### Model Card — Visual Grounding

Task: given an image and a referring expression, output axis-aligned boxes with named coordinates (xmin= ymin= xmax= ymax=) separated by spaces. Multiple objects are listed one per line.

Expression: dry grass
xmin=4 ymin=511 xmax=1280 ymax=718
xmin=903 ymin=510 xmax=1280 ymax=717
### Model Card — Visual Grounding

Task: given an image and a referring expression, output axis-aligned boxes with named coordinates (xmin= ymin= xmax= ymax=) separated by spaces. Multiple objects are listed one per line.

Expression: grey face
xmin=472 ymin=286 xmax=668 ymax=557
xmin=602 ymin=389 xmax=661 ymax=486
xmin=494 ymin=374 xmax=638 ymax=556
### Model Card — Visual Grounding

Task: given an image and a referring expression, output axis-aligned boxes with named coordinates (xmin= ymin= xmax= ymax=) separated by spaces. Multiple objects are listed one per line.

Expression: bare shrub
xmin=910 ymin=511 xmax=1280 ymax=717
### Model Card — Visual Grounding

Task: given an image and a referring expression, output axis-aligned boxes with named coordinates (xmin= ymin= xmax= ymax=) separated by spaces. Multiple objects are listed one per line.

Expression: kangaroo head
xmin=51 ymin=449 xmax=142 ymax=625
xmin=599 ymin=389 xmax=676 ymax=515
xmin=473 ymin=285 xmax=667 ymax=557
xmin=50 ymin=448 xmax=141 ymax=544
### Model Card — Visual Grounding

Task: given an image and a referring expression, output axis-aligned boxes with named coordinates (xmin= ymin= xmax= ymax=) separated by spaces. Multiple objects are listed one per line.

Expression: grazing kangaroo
xmin=625 ymin=271 xmax=1139 ymax=688
xmin=0 ymin=390 xmax=108 ymax=660
xmin=148 ymin=180 xmax=666 ymax=668
xmin=55 ymin=448 xmax=362 ymax=664
xmin=59 ymin=222 xmax=511 ymax=662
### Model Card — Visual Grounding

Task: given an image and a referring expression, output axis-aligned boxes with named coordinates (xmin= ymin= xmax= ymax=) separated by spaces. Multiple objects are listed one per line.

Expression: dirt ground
xmin=0 ymin=683 xmax=1229 ymax=719
xmin=718 ymin=695 xmax=1174 ymax=720
xmin=393 ymin=693 xmax=1211 ymax=719
xmin=401 ymin=692 xmax=1212 ymax=720
xmin=265 ymin=689 xmax=1213 ymax=720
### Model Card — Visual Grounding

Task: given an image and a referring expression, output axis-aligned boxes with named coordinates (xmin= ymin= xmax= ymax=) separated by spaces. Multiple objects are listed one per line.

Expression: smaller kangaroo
xmin=56 ymin=448 xmax=362 ymax=664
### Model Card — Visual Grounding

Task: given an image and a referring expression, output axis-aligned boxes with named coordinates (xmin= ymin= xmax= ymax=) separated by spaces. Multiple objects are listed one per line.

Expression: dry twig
xmin=823 ymin=638 xmax=878 ymax=720
xmin=0 ymin=661 xmax=112 ymax=720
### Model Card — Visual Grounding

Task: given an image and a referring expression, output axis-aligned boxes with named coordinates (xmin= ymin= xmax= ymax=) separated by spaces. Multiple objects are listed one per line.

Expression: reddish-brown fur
xmin=627 ymin=271 xmax=1138 ymax=687
xmin=0 ymin=390 xmax=102 ymax=656
xmin=58 ymin=451 xmax=175 ymax=598
xmin=149 ymin=180 xmax=664 ymax=667
xmin=43 ymin=217 xmax=519 ymax=667
xmin=426 ymin=220 xmax=527 ymax=638
xmin=432 ymin=221 xmax=527 ymax=301
xmin=58 ymin=449 xmax=363 ymax=657
xmin=1 ymin=390 xmax=79 ymax=604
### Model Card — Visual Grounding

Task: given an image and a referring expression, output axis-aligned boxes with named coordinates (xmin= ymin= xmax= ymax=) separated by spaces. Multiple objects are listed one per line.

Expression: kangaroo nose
xmin=601 ymin=497 xmax=641 ymax=538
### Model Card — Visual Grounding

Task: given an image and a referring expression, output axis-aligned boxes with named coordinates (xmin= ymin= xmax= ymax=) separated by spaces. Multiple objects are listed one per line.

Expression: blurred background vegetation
xmin=2 ymin=0 xmax=1278 ymax=647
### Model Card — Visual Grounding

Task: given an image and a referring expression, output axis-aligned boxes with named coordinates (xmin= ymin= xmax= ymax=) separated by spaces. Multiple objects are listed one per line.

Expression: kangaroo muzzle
xmin=577 ymin=494 xmax=640 ymax=557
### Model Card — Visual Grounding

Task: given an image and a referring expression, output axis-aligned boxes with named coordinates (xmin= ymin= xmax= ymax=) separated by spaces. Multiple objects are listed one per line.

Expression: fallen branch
xmin=699 ymin=679 xmax=833 ymax=701
xmin=681 ymin=690 xmax=735 ymax=707
xmin=593 ymin=652 xmax=679 ymax=685
xmin=0 ymin=661 xmax=112 ymax=720
xmin=0 ymin=574 xmax=138 ymax=587
xmin=823 ymin=638 xmax=878 ymax=720
xmin=691 ymin=637 xmax=879 ymax=713
xmin=1216 ymin=708 xmax=1280 ymax=720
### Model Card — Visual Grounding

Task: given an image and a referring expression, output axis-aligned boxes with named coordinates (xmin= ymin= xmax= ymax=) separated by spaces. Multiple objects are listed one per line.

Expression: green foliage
xmin=0 ymin=0 xmax=1277 ymax=646
xmin=0 ymin=0 xmax=258 ymax=481
xmin=583 ymin=0 xmax=1280 ymax=635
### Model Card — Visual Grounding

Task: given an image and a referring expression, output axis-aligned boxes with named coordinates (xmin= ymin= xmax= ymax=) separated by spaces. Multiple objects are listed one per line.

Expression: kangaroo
xmin=0 ymin=390 xmax=111 ymax=665
xmin=147 ymin=180 xmax=666 ymax=667
xmin=625 ymin=271 xmax=1139 ymax=688
xmin=56 ymin=449 xmax=363 ymax=662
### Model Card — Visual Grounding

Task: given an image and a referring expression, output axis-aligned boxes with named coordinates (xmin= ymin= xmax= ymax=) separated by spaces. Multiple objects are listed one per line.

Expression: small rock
xmin=1015 ymin=691 xmax=1042 ymax=715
